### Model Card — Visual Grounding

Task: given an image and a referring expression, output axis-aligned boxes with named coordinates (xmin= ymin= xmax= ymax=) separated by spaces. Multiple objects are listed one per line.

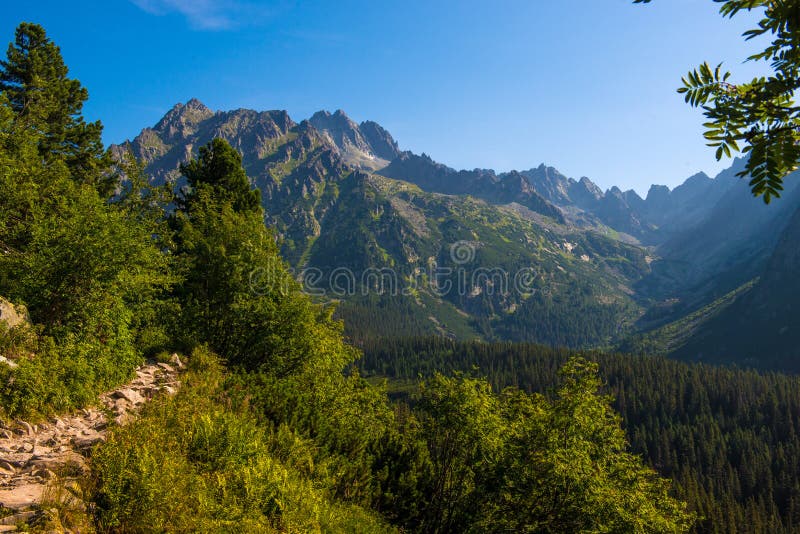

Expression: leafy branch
xmin=635 ymin=0 xmax=800 ymax=203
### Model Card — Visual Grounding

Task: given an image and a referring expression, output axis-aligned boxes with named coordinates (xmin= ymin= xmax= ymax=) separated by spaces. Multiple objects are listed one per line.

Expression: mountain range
xmin=113 ymin=99 xmax=800 ymax=371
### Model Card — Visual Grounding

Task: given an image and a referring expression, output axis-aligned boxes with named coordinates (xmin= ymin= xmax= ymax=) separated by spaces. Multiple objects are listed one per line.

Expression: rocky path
xmin=0 ymin=357 xmax=182 ymax=530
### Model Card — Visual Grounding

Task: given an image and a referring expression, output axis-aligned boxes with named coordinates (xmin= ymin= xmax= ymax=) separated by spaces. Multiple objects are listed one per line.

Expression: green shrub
xmin=88 ymin=347 xmax=396 ymax=533
xmin=0 ymin=333 xmax=141 ymax=420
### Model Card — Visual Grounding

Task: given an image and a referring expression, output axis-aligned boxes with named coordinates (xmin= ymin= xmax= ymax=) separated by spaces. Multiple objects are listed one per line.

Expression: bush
xmin=88 ymin=347 xmax=396 ymax=533
xmin=0 ymin=332 xmax=141 ymax=420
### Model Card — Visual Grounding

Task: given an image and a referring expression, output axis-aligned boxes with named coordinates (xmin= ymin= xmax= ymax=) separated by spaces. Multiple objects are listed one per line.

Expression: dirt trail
xmin=0 ymin=357 xmax=182 ymax=530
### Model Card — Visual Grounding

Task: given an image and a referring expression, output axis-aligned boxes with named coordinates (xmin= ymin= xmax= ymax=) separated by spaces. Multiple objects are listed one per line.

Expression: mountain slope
xmin=634 ymin=165 xmax=800 ymax=331
xmin=379 ymin=152 xmax=565 ymax=222
xmin=620 ymin=197 xmax=800 ymax=372
xmin=669 ymin=204 xmax=800 ymax=370
xmin=116 ymin=99 xmax=800 ymax=362
xmin=115 ymin=100 xmax=656 ymax=347
xmin=302 ymin=172 xmax=650 ymax=346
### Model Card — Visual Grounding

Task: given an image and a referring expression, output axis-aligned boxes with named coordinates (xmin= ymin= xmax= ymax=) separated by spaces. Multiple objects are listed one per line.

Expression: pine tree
xmin=178 ymin=137 xmax=260 ymax=214
xmin=0 ymin=22 xmax=111 ymax=194
xmin=172 ymin=138 xmax=342 ymax=375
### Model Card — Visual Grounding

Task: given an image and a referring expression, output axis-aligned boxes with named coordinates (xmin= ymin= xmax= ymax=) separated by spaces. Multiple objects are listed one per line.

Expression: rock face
xmin=112 ymin=100 xmax=297 ymax=186
xmin=152 ymin=98 xmax=214 ymax=145
xmin=359 ymin=120 xmax=401 ymax=161
xmin=589 ymin=186 xmax=652 ymax=239
xmin=0 ymin=360 xmax=181 ymax=526
xmin=520 ymin=164 xmax=575 ymax=206
xmin=308 ymin=109 xmax=400 ymax=170
xmin=0 ymin=298 xmax=28 ymax=330
xmin=381 ymin=154 xmax=752 ymax=243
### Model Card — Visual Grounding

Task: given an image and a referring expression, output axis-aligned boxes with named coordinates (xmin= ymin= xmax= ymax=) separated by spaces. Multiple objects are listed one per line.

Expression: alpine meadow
xmin=0 ymin=1 xmax=799 ymax=533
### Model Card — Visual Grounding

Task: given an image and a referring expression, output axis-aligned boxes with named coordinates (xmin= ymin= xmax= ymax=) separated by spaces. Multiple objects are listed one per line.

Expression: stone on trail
xmin=0 ymin=484 xmax=43 ymax=510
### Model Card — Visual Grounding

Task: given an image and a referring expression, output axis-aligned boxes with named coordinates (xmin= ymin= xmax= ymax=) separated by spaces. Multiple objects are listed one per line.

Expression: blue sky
xmin=1 ymin=1 xmax=769 ymax=194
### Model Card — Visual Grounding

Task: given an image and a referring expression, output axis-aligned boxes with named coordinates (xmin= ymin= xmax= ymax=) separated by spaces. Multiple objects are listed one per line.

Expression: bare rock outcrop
xmin=0 ymin=298 xmax=28 ymax=330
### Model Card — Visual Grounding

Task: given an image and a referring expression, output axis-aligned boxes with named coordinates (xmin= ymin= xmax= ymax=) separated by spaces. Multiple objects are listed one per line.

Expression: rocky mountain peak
xmin=185 ymin=97 xmax=211 ymax=111
xmin=153 ymin=99 xmax=214 ymax=142
xmin=520 ymin=164 xmax=572 ymax=205
xmin=608 ymin=186 xmax=624 ymax=198
xmin=646 ymin=184 xmax=671 ymax=202
xmin=683 ymin=171 xmax=711 ymax=185
xmin=577 ymin=176 xmax=603 ymax=197
xmin=309 ymin=109 xmax=358 ymax=131
xmin=566 ymin=176 xmax=604 ymax=211
xmin=308 ymin=109 xmax=398 ymax=169
xmin=359 ymin=120 xmax=400 ymax=161
xmin=163 ymin=98 xmax=212 ymax=121
xmin=502 ymin=170 xmax=534 ymax=191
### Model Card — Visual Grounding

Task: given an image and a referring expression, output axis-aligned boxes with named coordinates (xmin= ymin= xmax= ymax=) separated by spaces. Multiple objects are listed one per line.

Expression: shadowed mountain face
xmin=115 ymin=99 xmax=800 ymax=367
xmin=378 ymin=153 xmax=565 ymax=223
xmin=380 ymin=154 xmax=755 ymax=246
xmin=634 ymin=203 xmax=800 ymax=372
xmin=638 ymin=163 xmax=800 ymax=314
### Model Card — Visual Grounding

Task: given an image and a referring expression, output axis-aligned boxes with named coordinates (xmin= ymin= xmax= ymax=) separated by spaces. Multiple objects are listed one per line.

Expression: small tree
xmin=177 ymin=137 xmax=260 ymax=214
xmin=172 ymin=138 xmax=343 ymax=375
xmin=417 ymin=358 xmax=695 ymax=532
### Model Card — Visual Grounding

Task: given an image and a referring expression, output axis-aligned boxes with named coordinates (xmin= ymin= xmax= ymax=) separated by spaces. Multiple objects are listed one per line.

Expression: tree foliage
xmin=171 ymin=137 xmax=351 ymax=376
xmin=409 ymin=359 xmax=695 ymax=533
xmin=635 ymin=0 xmax=800 ymax=203
xmin=0 ymin=23 xmax=112 ymax=194
xmin=0 ymin=24 xmax=173 ymax=417
xmin=361 ymin=336 xmax=800 ymax=533
xmin=177 ymin=137 xmax=261 ymax=214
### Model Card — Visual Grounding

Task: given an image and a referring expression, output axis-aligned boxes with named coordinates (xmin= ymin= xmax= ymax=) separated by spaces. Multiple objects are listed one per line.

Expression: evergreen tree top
xmin=0 ymin=22 xmax=111 ymax=194
xmin=179 ymin=138 xmax=261 ymax=214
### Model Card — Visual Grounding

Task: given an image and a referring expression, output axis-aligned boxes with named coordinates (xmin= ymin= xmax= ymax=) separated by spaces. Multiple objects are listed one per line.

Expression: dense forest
xmin=360 ymin=337 xmax=800 ymax=533
xmin=0 ymin=23 xmax=696 ymax=532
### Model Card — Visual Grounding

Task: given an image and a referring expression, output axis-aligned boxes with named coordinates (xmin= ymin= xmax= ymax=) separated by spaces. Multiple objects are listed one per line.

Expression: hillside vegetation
xmin=360 ymin=337 xmax=800 ymax=533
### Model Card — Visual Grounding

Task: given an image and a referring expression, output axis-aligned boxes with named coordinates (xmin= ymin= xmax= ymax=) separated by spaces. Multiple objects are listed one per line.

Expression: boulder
xmin=73 ymin=434 xmax=104 ymax=450
xmin=169 ymin=353 xmax=184 ymax=369
xmin=112 ymin=388 xmax=145 ymax=405
xmin=0 ymin=509 xmax=37 ymax=525
xmin=0 ymin=461 xmax=15 ymax=476
xmin=0 ymin=297 xmax=29 ymax=329
xmin=0 ymin=483 xmax=43 ymax=510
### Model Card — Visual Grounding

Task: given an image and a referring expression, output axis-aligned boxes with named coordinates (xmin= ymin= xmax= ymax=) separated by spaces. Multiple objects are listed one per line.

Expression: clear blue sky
xmin=1 ymin=1 xmax=769 ymax=194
